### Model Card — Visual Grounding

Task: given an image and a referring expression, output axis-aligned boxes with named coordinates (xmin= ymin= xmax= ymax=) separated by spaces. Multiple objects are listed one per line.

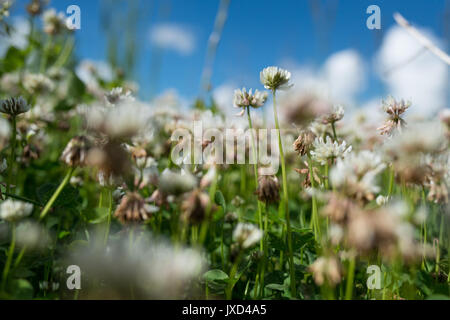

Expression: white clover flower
xmin=260 ymin=66 xmax=292 ymax=91
xmin=104 ymin=87 xmax=135 ymax=106
xmin=378 ymin=96 xmax=411 ymax=136
xmin=0 ymin=199 xmax=33 ymax=222
xmin=42 ymin=9 xmax=69 ymax=35
xmin=310 ymin=136 xmax=352 ymax=165
xmin=322 ymin=104 xmax=345 ymax=124
xmin=23 ymin=73 xmax=54 ymax=95
xmin=381 ymin=95 xmax=411 ymax=115
xmin=233 ymin=223 xmax=262 ymax=249
xmin=0 ymin=96 xmax=31 ymax=116
xmin=158 ymin=168 xmax=197 ymax=196
xmin=330 ymin=151 xmax=386 ymax=201
xmin=0 ymin=1 xmax=12 ymax=21
xmin=86 ymin=100 xmax=151 ymax=140
xmin=16 ymin=221 xmax=50 ymax=250
xmin=233 ymin=87 xmax=268 ymax=111
xmin=376 ymin=195 xmax=389 ymax=206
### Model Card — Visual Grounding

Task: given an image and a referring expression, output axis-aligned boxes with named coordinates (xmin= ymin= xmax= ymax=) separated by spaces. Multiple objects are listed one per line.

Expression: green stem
xmin=13 ymin=246 xmax=27 ymax=269
xmin=387 ymin=165 xmax=395 ymax=197
xmin=345 ymin=256 xmax=356 ymax=300
xmin=308 ymin=156 xmax=320 ymax=240
xmin=272 ymin=90 xmax=296 ymax=298
xmin=6 ymin=116 xmax=16 ymax=197
xmin=199 ymin=168 xmax=218 ymax=245
xmin=1 ymin=222 xmax=16 ymax=292
xmin=1 ymin=191 xmax=41 ymax=206
xmin=225 ymin=254 xmax=241 ymax=300
xmin=324 ymin=162 xmax=329 ymax=190
xmin=331 ymin=122 xmax=337 ymax=141
xmin=40 ymin=35 xmax=53 ymax=73
xmin=53 ymin=36 xmax=74 ymax=68
xmin=103 ymin=188 xmax=113 ymax=246
xmin=240 ymin=165 xmax=246 ymax=195
xmin=39 ymin=167 xmax=75 ymax=220
xmin=247 ymin=107 xmax=263 ymax=251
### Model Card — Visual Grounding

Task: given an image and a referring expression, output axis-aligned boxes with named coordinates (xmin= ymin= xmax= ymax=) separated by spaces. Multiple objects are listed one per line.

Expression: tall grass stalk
xmin=272 ymin=90 xmax=296 ymax=297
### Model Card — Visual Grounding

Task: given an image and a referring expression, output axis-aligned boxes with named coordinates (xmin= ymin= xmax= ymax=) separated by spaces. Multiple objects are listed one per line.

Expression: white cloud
xmin=375 ymin=25 xmax=448 ymax=117
xmin=285 ymin=49 xmax=366 ymax=107
xmin=149 ymin=23 xmax=195 ymax=55
xmin=323 ymin=50 xmax=366 ymax=104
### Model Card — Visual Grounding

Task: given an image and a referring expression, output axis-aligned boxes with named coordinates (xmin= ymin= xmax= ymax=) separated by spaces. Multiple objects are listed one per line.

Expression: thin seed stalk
xmin=103 ymin=188 xmax=113 ymax=246
xmin=331 ymin=122 xmax=337 ymax=141
xmin=39 ymin=167 xmax=75 ymax=220
xmin=246 ymin=107 xmax=263 ymax=251
xmin=1 ymin=192 xmax=41 ymax=206
xmin=1 ymin=222 xmax=16 ymax=292
xmin=272 ymin=90 xmax=296 ymax=298
xmin=225 ymin=253 xmax=242 ymax=300
xmin=345 ymin=255 xmax=356 ymax=300
xmin=199 ymin=168 xmax=218 ymax=245
xmin=387 ymin=165 xmax=395 ymax=197
xmin=308 ymin=156 xmax=320 ymax=240
xmin=6 ymin=116 xmax=16 ymax=197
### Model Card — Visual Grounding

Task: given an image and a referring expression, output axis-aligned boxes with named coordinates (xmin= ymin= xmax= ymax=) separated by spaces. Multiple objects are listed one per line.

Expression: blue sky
xmin=10 ymin=0 xmax=450 ymax=114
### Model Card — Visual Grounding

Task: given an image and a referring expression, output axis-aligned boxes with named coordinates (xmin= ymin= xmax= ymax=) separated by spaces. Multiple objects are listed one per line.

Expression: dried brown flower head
xmin=60 ymin=136 xmax=91 ymax=167
xmin=255 ymin=175 xmax=280 ymax=204
xmin=309 ymin=256 xmax=342 ymax=287
xmin=114 ymin=192 xmax=151 ymax=224
xmin=26 ymin=0 xmax=46 ymax=16
xmin=321 ymin=192 xmax=359 ymax=224
xmin=378 ymin=96 xmax=410 ymax=136
xmin=293 ymin=130 xmax=316 ymax=156
xmin=87 ymin=141 xmax=131 ymax=179
xmin=180 ymin=189 xmax=214 ymax=225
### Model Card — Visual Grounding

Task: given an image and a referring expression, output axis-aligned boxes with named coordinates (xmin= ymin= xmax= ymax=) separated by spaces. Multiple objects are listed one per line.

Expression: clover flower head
xmin=233 ymin=223 xmax=262 ymax=249
xmin=310 ymin=136 xmax=352 ymax=165
xmin=0 ymin=199 xmax=33 ymax=222
xmin=233 ymin=87 xmax=268 ymax=113
xmin=0 ymin=96 xmax=31 ymax=116
xmin=260 ymin=66 xmax=292 ymax=91
xmin=322 ymin=104 xmax=345 ymax=124
xmin=42 ymin=8 xmax=70 ymax=35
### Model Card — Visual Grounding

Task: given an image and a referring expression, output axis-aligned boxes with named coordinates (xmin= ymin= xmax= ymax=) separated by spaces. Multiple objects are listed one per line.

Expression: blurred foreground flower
xmin=309 ymin=256 xmax=342 ymax=287
xmin=233 ymin=223 xmax=262 ymax=250
xmin=0 ymin=199 xmax=33 ymax=222
xmin=60 ymin=136 xmax=92 ymax=167
xmin=114 ymin=191 xmax=152 ymax=224
xmin=66 ymin=233 xmax=206 ymax=299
